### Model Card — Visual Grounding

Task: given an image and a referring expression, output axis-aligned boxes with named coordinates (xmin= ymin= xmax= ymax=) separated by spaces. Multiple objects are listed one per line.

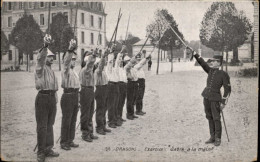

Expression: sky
xmin=105 ymin=1 xmax=254 ymax=42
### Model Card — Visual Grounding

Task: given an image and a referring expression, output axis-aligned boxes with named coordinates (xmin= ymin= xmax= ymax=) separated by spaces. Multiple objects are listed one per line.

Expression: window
xmin=90 ymin=15 xmax=94 ymax=27
xmin=40 ymin=14 xmax=44 ymax=25
xmin=28 ymin=2 xmax=33 ymax=9
xmin=81 ymin=13 xmax=84 ymax=25
xmin=63 ymin=2 xmax=68 ymax=6
xmin=8 ymin=2 xmax=12 ymax=10
xmin=91 ymin=33 xmax=94 ymax=44
xmin=51 ymin=13 xmax=56 ymax=22
xmin=64 ymin=12 xmax=68 ymax=23
xmin=8 ymin=17 xmax=12 ymax=27
xmin=90 ymin=2 xmax=94 ymax=9
xmin=99 ymin=34 xmax=102 ymax=45
xmin=99 ymin=17 xmax=102 ymax=29
xmin=40 ymin=2 xmax=45 ymax=8
xmin=98 ymin=3 xmax=102 ymax=11
xmin=18 ymin=2 xmax=23 ymax=9
xmin=9 ymin=50 xmax=12 ymax=61
xmin=81 ymin=31 xmax=85 ymax=43
xmin=51 ymin=2 xmax=56 ymax=7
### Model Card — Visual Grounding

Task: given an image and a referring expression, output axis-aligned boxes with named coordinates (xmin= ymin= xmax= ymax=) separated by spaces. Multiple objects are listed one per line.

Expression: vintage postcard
xmin=1 ymin=0 xmax=258 ymax=161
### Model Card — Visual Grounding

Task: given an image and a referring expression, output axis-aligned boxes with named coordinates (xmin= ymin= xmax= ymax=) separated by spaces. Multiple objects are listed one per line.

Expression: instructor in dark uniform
xmin=190 ymin=48 xmax=231 ymax=146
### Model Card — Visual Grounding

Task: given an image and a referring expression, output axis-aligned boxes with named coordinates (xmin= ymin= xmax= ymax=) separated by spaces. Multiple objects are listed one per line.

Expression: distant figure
xmin=148 ymin=59 xmax=152 ymax=71
xmin=178 ymin=58 xmax=180 ymax=62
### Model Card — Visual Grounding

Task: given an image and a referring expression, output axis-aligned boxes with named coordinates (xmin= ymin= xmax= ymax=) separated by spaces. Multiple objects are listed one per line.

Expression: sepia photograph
xmin=1 ymin=0 xmax=258 ymax=161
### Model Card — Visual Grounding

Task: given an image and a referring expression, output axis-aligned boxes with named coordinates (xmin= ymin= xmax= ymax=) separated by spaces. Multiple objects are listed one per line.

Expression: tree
xmin=9 ymin=14 xmax=43 ymax=71
xmin=1 ymin=31 xmax=9 ymax=61
xmin=200 ymin=2 xmax=252 ymax=71
xmin=146 ymin=9 xmax=184 ymax=74
xmin=47 ymin=12 xmax=74 ymax=71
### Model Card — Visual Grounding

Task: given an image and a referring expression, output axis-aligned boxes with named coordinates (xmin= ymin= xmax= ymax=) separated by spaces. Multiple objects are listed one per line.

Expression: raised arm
xmin=194 ymin=53 xmax=211 ymax=73
xmin=124 ymin=56 xmax=137 ymax=72
xmin=63 ymin=39 xmax=77 ymax=74
xmin=35 ymin=35 xmax=52 ymax=78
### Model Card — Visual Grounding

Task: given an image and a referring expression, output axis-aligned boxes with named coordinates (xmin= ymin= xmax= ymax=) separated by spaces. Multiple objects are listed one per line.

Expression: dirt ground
xmin=1 ymin=62 xmax=258 ymax=162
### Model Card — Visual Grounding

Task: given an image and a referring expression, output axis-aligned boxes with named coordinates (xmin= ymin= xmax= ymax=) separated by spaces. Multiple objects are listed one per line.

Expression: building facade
xmin=1 ymin=1 xmax=106 ymax=67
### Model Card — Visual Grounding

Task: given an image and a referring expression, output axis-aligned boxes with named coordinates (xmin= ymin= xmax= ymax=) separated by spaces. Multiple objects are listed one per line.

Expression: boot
xmin=103 ymin=127 xmax=111 ymax=133
xmin=108 ymin=123 xmax=117 ymax=128
xmin=116 ymin=119 xmax=122 ymax=126
xmin=37 ymin=153 xmax=45 ymax=162
xmin=90 ymin=133 xmax=98 ymax=140
xmin=45 ymin=149 xmax=59 ymax=157
xmin=82 ymin=133 xmax=93 ymax=142
xmin=61 ymin=143 xmax=71 ymax=150
xmin=96 ymin=129 xmax=106 ymax=135
xmin=69 ymin=142 xmax=79 ymax=148
xmin=120 ymin=118 xmax=126 ymax=122
xmin=205 ymin=137 xmax=215 ymax=144
xmin=214 ymin=138 xmax=221 ymax=146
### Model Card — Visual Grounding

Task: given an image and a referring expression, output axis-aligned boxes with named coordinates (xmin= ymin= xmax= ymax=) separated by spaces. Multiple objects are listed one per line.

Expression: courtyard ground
xmin=1 ymin=61 xmax=258 ymax=162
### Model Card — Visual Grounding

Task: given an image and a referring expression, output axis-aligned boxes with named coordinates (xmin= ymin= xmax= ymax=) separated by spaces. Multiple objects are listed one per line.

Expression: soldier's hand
xmin=44 ymin=34 xmax=52 ymax=47
xmin=220 ymin=103 xmax=225 ymax=111
xmin=68 ymin=39 xmax=77 ymax=51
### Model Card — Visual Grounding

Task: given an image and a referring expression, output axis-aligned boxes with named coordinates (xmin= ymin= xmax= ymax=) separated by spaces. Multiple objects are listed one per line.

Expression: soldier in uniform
xmin=134 ymin=51 xmax=151 ymax=115
xmin=115 ymin=45 xmax=128 ymax=123
xmin=34 ymin=34 xmax=59 ymax=162
xmin=189 ymin=47 xmax=231 ymax=146
xmin=60 ymin=39 xmax=80 ymax=150
xmin=94 ymin=49 xmax=111 ymax=135
xmin=79 ymin=50 xmax=98 ymax=142
xmin=105 ymin=45 xmax=121 ymax=128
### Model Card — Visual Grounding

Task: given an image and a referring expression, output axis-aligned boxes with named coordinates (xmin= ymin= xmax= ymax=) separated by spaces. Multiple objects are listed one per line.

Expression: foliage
xmin=9 ymin=14 xmax=43 ymax=55
xmin=48 ymin=12 xmax=74 ymax=54
xmin=238 ymin=68 xmax=257 ymax=77
xmin=1 ymin=31 xmax=9 ymax=55
xmin=200 ymin=2 xmax=252 ymax=54
xmin=146 ymin=9 xmax=184 ymax=50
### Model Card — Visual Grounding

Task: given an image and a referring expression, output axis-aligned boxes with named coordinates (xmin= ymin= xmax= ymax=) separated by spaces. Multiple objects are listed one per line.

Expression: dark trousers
xmin=60 ymin=91 xmax=79 ymax=145
xmin=107 ymin=82 xmax=119 ymax=124
xmin=127 ymin=80 xmax=138 ymax=116
xmin=148 ymin=65 xmax=151 ymax=71
xmin=35 ymin=92 xmax=57 ymax=154
xmin=136 ymin=78 xmax=145 ymax=112
xmin=95 ymin=85 xmax=108 ymax=130
xmin=133 ymin=81 xmax=139 ymax=107
xmin=203 ymin=98 xmax=222 ymax=139
xmin=117 ymin=82 xmax=127 ymax=119
xmin=80 ymin=86 xmax=94 ymax=135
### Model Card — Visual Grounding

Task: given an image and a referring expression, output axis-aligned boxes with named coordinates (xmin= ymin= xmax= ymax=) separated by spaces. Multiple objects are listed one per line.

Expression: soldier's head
xmin=71 ymin=53 xmax=77 ymax=68
xmin=210 ymin=56 xmax=223 ymax=68
xmin=46 ymin=48 xmax=55 ymax=65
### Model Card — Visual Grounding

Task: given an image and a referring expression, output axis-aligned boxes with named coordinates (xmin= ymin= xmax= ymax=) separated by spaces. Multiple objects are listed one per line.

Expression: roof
xmin=133 ymin=38 xmax=154 ymax=46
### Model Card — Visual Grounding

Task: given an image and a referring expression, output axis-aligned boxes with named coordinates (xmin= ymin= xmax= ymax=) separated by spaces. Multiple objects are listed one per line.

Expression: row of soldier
xmin=34 ymin=34 xmax=151 ymax=162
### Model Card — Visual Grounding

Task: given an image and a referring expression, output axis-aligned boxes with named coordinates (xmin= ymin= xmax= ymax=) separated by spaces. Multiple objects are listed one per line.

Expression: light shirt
xmin=124 ymin=57 xmax=138 ymax=81
xmin=105 ymin=53 xmax=119 ymax=82
xmin=79 ymin=55 xmax=96 ymax=87
xmin=94 ymin=56 xmax=108 ymax=85
xmin=134 ymin=58 xmax=148 ymax=79
xmin=61 ymin=51 xmax=80 ymax=89
xmin=115 ymin=53 xmax=127 ymax=83
xmin=35 ymin=47 xmax=58 ymax=91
